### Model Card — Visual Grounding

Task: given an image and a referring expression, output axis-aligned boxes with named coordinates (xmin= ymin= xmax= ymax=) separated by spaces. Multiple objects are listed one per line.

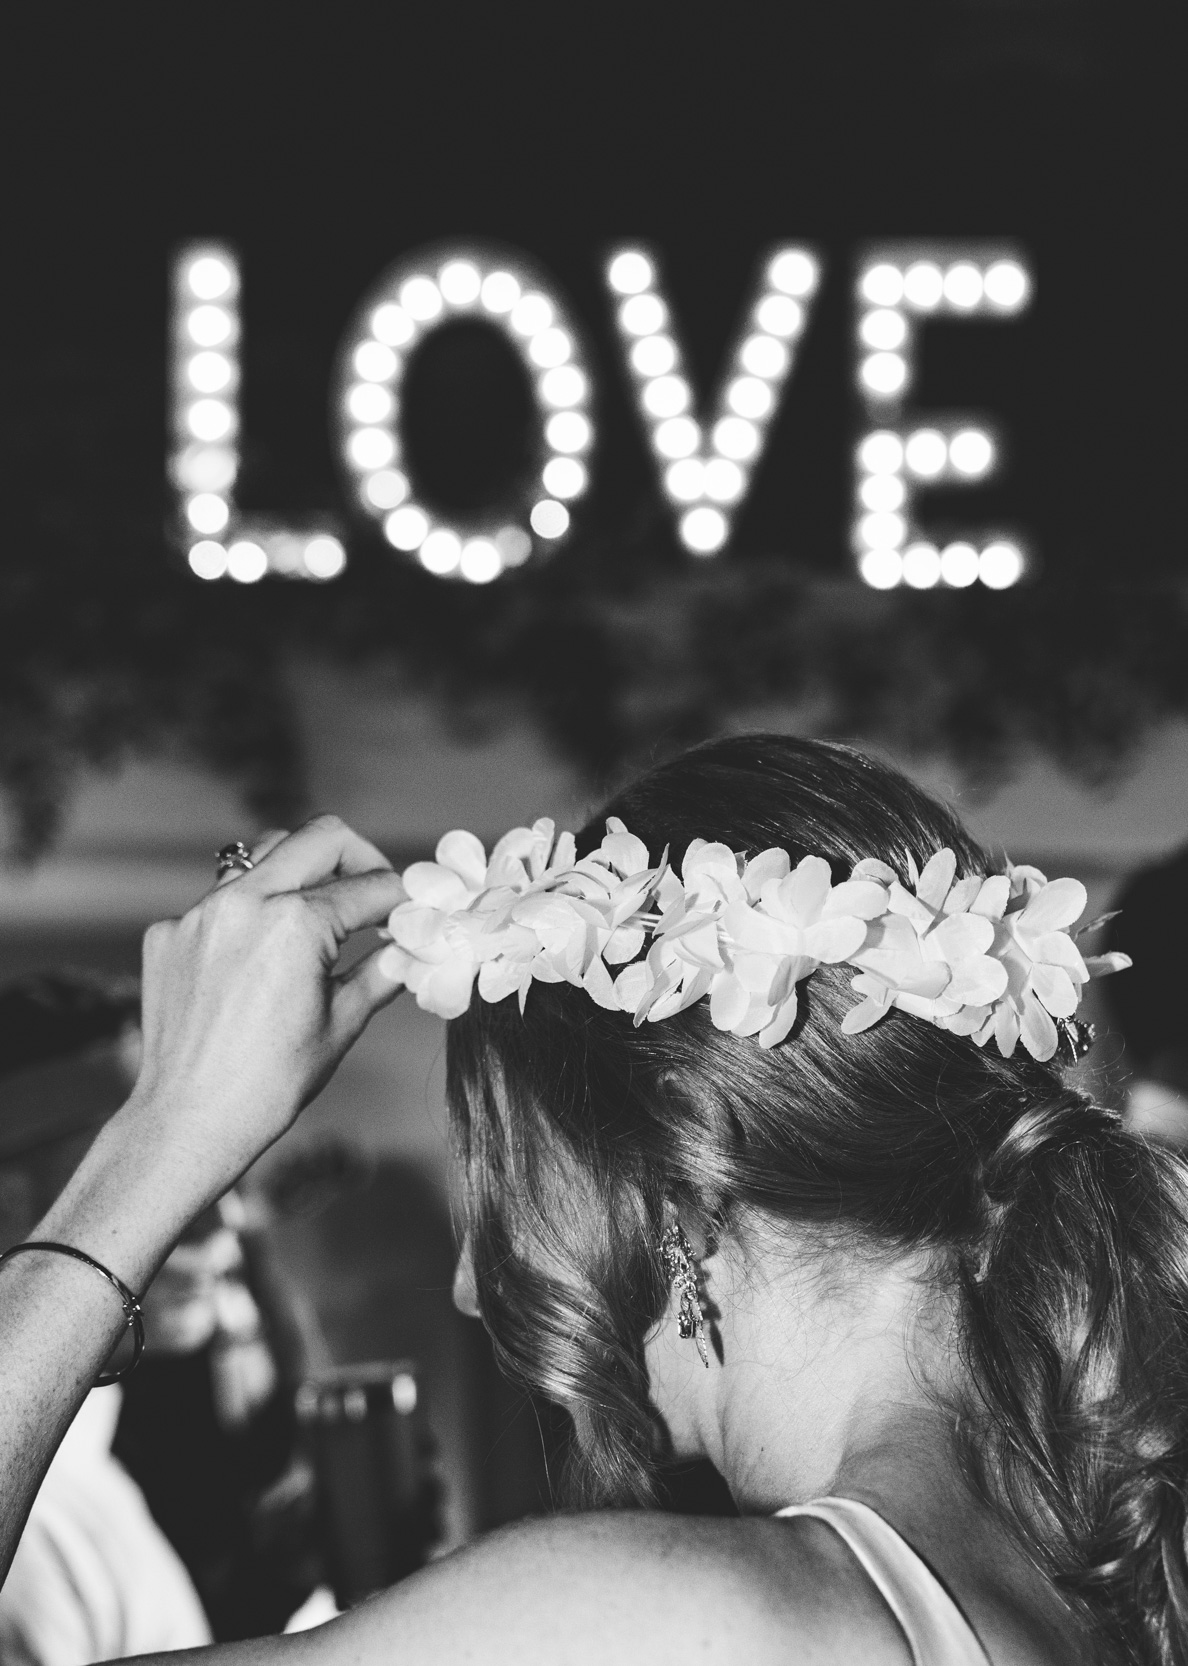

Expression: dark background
xmin=2 ymin=1 xmax=1184 ymax=854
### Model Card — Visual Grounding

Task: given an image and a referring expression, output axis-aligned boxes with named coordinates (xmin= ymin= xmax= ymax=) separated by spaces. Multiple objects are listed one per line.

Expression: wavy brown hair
xmin=446 ymin=734 xmax=1188 ymax=1665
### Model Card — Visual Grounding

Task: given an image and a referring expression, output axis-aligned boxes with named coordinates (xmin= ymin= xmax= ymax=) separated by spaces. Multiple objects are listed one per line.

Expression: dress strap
xmin=774 ymin=1496 xmax=991 ymax=1666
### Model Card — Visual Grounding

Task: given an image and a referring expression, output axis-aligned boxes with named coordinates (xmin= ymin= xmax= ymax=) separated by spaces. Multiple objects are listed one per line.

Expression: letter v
xmin=604 ymin=245 xmax=821 ymax=554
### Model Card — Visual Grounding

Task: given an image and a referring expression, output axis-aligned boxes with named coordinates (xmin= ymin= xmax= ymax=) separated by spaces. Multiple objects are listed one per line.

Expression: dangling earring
xmin=660 ymin=1217 xmax=709 ymax=1368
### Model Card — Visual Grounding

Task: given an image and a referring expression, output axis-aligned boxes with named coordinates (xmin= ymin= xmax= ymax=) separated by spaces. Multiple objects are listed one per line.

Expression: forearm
xmin=0 ymin=1093 xmax=217 ymax=1580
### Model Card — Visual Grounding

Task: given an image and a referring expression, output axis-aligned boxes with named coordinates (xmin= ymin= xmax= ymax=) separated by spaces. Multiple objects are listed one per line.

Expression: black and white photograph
xmin=1 ymin=5 xmax=1184 ymax=1661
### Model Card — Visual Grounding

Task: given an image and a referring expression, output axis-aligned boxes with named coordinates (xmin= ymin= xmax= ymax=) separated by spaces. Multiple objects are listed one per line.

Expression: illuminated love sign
xmin=168 ymin=239 xmax=1031 ymax=589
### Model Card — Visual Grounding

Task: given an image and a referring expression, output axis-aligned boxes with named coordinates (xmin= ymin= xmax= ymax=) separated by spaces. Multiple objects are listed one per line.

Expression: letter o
xmin=334 ymin=243 xmax=594 ymax=584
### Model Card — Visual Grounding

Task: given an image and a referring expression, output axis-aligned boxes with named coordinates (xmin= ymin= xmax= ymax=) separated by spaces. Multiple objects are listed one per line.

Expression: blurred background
xmin=1 ymin=0 xmax=1184 ymax=1652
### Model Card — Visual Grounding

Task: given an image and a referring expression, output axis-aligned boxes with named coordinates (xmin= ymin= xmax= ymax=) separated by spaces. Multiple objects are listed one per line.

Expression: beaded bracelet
xmin=0 ymin=1241 xmax=145 ymax=1384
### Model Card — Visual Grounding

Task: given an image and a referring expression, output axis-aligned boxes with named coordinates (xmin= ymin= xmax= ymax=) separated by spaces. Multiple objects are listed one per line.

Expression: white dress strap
xmin=775 ymin=1496 xmax=991 ymax=1666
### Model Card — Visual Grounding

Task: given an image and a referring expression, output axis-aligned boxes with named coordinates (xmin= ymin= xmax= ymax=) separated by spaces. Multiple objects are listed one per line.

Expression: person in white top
xmin=0 ymin=1388 xmax=210 ymax=1666
xmin=1 ymin=737 xmax=1183 ymax=1666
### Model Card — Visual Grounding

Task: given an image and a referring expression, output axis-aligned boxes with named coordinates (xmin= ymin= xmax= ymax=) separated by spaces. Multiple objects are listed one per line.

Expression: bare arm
xmin=0 ymin=816 xmax=407 ymax=1577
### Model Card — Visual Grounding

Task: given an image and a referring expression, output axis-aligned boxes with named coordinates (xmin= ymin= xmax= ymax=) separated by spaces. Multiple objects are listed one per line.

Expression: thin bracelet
xmin=0 ymin=1241 xmax=145 ymax=1384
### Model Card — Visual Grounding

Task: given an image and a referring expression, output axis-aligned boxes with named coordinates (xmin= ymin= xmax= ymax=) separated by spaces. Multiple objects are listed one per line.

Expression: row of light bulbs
xmin=170 ymin=246 xmax=346 ymax=582
xmin=606 ymin=245 xmax=818 ymax=554
xmin=170 ymin=242 xmax=1032 ymax=589
xmin=337 ymin=254 xmax=591 ymax=584
xmin=853 ymin=252 xmax=1030 ymax=588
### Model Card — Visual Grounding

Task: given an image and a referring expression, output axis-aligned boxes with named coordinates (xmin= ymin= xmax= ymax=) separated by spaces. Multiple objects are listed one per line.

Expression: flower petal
xmin=1030 ymin=932 xmax=1089 ymax=980
xmin=944 ymin=957 xmax=1009 ymax=1006
xmin=941 ymin=876 xmax=982 ymax=915
xmin=758 ymin=992 xmax=799 ymax=1049
xmin=389 ymin=905 xmax=451 ymax=956
xmin=582 ymin=954 xmax=621 ymax=1011
xmin=916 ymin=849 xmax=957 ymax=909
xmin=604 ymin=924 xmax=645 ymax=965
xmin=417 ymin=956 xmax=479 ymax=1020
xmin=971 ymin=875 xmax=1010 ymax=919
xmin=478 ymin=958 xmax=527 ymax=1004
xmin=613 ymin=962 xmax=651 ymax=1013
xmin=1019 ymin=993 xmax=1059 ymax=1061
xmin=994 ymin=1001 xmax=1021 ymax=1057
xmin=742 ymin=847 xmax=791 ymax=900
xmin=376 ymin=945 xmax=413 ymax=986
xmin=1030 ymin=962 xmax=1079 ymax=1018
xmin=401 ymin=862 xmax=473 ymax=912
xmin=840 ymin=996 xmax=889 ymax=1035
xmin=1018 ymin=876 xmax=1087 ymax=935
xmin=786 ymin=855 xmax=833 ymax=926
xmin=823 ymin=880 xmax=889 ymax=921
xmin=1084 ymin=951 xmax=1132 ymax=979
xmin=709 ymin=972 xmax=750 ymax=1032
xmin=931 ymin=912 xmax=995 ymax=963
xmin=434 ymin=830 xmax=488 ymax=889
xmin=803 ymin=915 xmax=867 ymax=963
xmin=851 ymin=858 xmax=897 ymax=884
xmin=600 ymin=829 xmax=651 ymax=877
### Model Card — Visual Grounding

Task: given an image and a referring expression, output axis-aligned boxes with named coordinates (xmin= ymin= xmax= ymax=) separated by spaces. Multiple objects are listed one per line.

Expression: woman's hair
xmin=447 ymin=734 xmax=1188 ymax=1665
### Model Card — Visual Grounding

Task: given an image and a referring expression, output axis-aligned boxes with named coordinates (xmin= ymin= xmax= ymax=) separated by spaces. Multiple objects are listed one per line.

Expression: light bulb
xmin=859 ymin=474 xmax=906 ymax=512
xmin=940 ymin=543 xmax=979 ymax=587
xmin=542 ymin=457 xmax=587 ymax=499
xmin=439 ymin=261 xmax=482 ymax=306
xmin=353 ymin=341 xmax=398 ymax=381
xmin=400 ymin=276 xmax=443 ymax=321
xmin=460 ymin=538 xmax=503 ymax=582
xmin=185 ymin=493 xmax=229 ymax=534
xmin=631 ymin=335 xmax=677 ymax=377
xmin=642 ymin=375 xmax=690 ymax=419
xmin=530 ymin=500 xmax=570 ymax=539
xmin=725 ymin=377 xmax=773 ymax=420
xmin=860 ymin=264 xmax=904 ymax=307
xmin=371 ymin=304 xmax=415 ymax=346
xmin=384 ymin=506 xmax=429 ymax=550
xmin=186 ymin=305 xmax=233 ymax=347
xmin=983 ymin=261 xmax=1029 ymax=310
xmin=859 ymin=309 xmax=908 ymax=351
xmin=188 ymin=541 xmax=228 ymax=580
xmin=511 ymin=293 xmax=554 ymax=336
xmin=365 ymin=469 xmax=409 ymax=509
xmin=860 ymin=548 xmax=903 ymax=589
xmin=680 ymin=506 xmax=728 ymax=554
xmin=979 ymin=542 xmax=1024 ymax=588
xmin=187 ymin=352 xmax=233 ymax=393
xmin=187 ymin=256 xmax=234 ymax=300
xmin=754 ymin=295 xmax=802 ymax=337
xmin=187 ymin=399 xmax=234 ymax=442
xmin=607 ymin=251 xmax=654 ymax=295
xmin=904 ymin=429 xmax=947 ymax=477
xmin=619 ymin=294 xmax=667 ymax=336
xmin=528 ymin=328 xmax=572 ymax=369
xmin=226 ymin=541 xmax=268 ymax=583
xmin=545 ymin=412 xmax=591 ymax=453
xmin=653 ymin=417 xmax=699 ymax=459
xmin=712 ymin=417 xmax=760 ymax=461
xmin=303 ymin=536 xmax=346 ymax=579
xmin=348 ymin=428 xmax=396 ymax=470
xmin=857 ymin=432 xmax=904 ymax=474
xmin=739 ymin=335 xmax=788 ymax=379
xmin=419 ymin=529 xmax=462 ymax=574
xmin=540 ymin=366 xmax=586 ymax=408
xmin=480 ymin=271 xmax=520 ymax=314
xmin=703 ymin=458 xmax=745 ymax=503
xmin=859 ymin=512 xmax=906 ymax=550
xmin=347 ymin=383 xmax=393 ymax=424
xmin=860 ymin=353 xmax=907 ymax=397
xmin=902 ymin=262 xmax=944 ymax=311
xmin=902 ymin=543 xmax=942 ymax=588
xmin=664 ymin=458 xmax=704 ymax=502
xmin=949 ymin=429 xmax=995 ymax=477
xmin=943 ymin=263 xmax=982 ymax=309
xmin=767 ymin=250 xmax=818 ymax=297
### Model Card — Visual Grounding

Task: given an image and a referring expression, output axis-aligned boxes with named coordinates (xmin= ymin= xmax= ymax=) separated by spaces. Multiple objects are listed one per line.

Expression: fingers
xmin=250 ymin=829 xmax=289 ymax=864
xmin=247 ymin=815 xmax=393 ymax=893
xmin=329 ymin=941 xmax=408 ymax=1042
xmin=306 ymin=870 xmax=410 ymax=943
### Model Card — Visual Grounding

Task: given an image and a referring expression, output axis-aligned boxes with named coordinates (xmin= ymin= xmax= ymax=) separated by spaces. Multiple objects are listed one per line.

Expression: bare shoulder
xmin=281 ymin=1510 xmax=914 ymax=1666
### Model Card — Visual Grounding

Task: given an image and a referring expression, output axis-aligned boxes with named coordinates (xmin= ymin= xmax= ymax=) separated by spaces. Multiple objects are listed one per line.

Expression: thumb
xmin=329 ymin=941 xmax=409 ymax=1047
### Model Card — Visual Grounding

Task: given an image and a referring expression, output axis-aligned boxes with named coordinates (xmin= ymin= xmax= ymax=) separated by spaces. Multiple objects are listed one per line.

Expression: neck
xmin=653 ymin=1222 xmax=969 ymax=1517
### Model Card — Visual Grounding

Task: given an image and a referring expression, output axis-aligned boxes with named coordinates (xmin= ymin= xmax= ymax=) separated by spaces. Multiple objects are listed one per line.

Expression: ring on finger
xmin=215 ymin=840 xmax=255 ymax=878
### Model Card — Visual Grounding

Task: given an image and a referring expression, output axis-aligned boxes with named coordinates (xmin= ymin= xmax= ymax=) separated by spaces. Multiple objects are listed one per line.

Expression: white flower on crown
xmin=378 ymin=817 xmax=665 ymax=1020
xmin=377 ymin=816 xmax=1131 ymax=1064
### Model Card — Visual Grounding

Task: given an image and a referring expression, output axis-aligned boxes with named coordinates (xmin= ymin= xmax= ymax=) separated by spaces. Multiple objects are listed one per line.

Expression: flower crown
xmin=376 ymin=818 xmax=1131 ymax=1064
